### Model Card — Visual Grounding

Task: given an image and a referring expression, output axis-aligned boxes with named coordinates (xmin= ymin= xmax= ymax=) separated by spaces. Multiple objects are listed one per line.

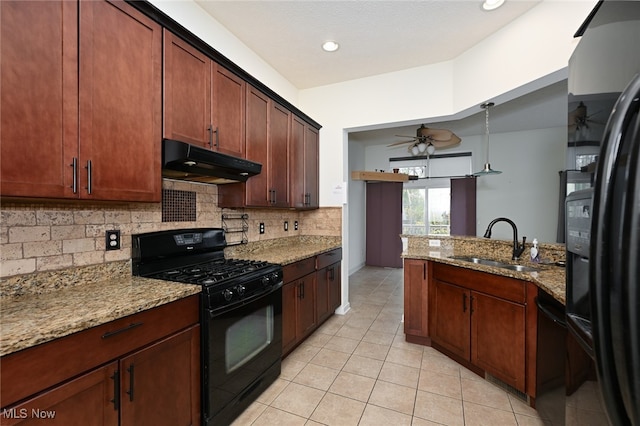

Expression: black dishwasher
xmin=535 ymin=288 xmax=567 ymax=425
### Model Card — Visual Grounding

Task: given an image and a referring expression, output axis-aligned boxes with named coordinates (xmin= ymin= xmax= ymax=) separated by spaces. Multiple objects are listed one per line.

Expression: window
xmin=392 ymin=153 xmax=472 ymax=236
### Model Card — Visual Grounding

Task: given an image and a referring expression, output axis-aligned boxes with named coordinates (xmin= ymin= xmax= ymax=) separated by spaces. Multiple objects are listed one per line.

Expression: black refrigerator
xmin=565 ymin=1 xmax=640 ymax=425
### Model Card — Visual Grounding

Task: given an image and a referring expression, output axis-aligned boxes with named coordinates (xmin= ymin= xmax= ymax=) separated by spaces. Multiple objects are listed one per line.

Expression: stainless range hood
xmin=162 ymin=139 xmax=261 ymax=184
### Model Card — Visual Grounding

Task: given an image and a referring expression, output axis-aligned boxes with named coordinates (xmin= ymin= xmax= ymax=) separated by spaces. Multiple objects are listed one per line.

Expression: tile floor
xmin=232 ymin=266 xmax=550 ymax=425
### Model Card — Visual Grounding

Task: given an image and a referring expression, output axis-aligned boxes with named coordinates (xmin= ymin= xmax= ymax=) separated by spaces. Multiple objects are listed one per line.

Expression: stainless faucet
xmin=483 ymin=217 xmax=526 ymax=260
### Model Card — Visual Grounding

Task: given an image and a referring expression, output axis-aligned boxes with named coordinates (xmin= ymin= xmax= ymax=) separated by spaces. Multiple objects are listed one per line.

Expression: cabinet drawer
xmin=433 ymin=263 xmax=526 ymax=304
xmin=1 ymin=294 xmax=199 ymax=408
xmin=316 ymin=248 xmax=342 ymax=270
xmin=283 ymin=257 xmax=316 ymax=283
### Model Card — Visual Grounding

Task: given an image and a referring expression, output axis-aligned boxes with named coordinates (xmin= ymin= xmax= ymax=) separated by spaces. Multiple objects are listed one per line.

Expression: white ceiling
xmin=195 ymin=0 xmax=542 ymax=90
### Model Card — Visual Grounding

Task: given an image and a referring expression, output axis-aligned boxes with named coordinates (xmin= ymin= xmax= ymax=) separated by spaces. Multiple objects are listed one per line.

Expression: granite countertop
xmin=0 ymin=262 xmax=200 ymax=357
xmin=225 ymin=235 xmax=342 ymax=265
xmin=402 ymin=235 xmax=566 ymax=304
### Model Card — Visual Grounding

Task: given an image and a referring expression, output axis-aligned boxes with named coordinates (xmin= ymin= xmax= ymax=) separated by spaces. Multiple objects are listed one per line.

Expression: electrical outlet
xmin=259 ymin=222 xmax=265 ymax=234
xmin=284 ymin=221 xmax=288 ymax=231
xmin=294 ymin=221 xmax=299 ymax=231
xmin=429 ymin=239 xmax=441 ymax=247
xmin=105 ymin=230 xmax=121 ymax=251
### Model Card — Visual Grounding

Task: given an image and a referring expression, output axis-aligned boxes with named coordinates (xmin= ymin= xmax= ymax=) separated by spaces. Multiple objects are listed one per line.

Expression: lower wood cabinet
xmin=403 ymin=259 xmax=430 ymax=345
xmin=429 ymin=262 xmax=530 ymax=393
xmin=0 ymin=296 xmax=200 ymax=426
xmin=282 ymin=248 xmax=342 ymax=356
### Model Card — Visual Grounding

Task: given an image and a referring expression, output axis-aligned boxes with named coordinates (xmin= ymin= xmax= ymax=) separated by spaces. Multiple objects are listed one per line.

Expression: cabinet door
xmin=303 ymin=125 xmax=319 ymax=208
xmin=328 ymin=262 xmax=342 ymax=312
xmin=430 ymin=279 xmax=470 ymax=360
xmin=120 ymin=325 xmax=200 ymax=426
xmin=0 ymin=362 xmax=118 ymax=426
xmin=79 ymin=0 xmax=161 ymax=202
xmin=316 ymin=267 xmax=330 ymax=324
xmin=163 ymin=30 xmax=212 ymax=148
xmin=244 ymin=85 xmax=270 ymax=207
xmin=0 ymin=0 xmax=78 ymax=199
xmin=268 ymin=102 xmax=290 ymax=207
xmin=471 ymin=291 xmax=526 ymax=392
xmin=296 ymin=274 xmax=317 ymax=340
xmin=212 ymin=65 xmax=245 ymax=157
xmin=403 ymin=259 xmax=429 ymax=341
xmin=282 ymin=281 xmax=298 ymax=355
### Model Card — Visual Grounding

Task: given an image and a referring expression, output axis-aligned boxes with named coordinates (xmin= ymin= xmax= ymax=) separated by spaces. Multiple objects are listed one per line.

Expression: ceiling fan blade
xmin=387 ymin=140 xmax=416 ymax=147
xmin=431 ymin=134 xmax=461 ymax=148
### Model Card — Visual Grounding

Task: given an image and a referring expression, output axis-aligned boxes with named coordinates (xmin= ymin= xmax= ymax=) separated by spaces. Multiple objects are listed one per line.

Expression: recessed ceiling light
xmin=482 ymin=0 xmax=505 ymax=11
xmin=322 ymin=41 xmax=340 ymax=52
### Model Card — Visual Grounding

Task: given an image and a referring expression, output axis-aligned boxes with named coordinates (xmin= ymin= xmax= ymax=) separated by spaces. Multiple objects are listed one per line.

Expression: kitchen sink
xmin=448 ymin=255 xmax=538 ymax=273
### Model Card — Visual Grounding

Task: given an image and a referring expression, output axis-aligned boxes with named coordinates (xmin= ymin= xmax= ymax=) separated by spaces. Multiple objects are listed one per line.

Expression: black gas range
xmin=132 ymin=228 xmax=283 ymax=426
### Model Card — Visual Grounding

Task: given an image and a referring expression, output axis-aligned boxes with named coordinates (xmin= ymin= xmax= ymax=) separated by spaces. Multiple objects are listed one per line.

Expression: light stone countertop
xmin=402 ymin=235 xmax=566 ymax=304
xmin=225 ymin=235 xmax=342 ymax=265
xmin=0 ymin=262 xmax=200 ymax=357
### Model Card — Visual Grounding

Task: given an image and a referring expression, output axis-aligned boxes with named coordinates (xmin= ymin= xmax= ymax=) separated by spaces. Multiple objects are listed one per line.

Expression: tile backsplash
xmin=0 ymin=180 xmax=342 ymax=278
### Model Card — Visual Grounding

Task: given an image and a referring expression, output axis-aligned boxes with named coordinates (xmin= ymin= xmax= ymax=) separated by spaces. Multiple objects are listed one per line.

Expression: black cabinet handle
xmin=463 ymin=293 xmax=467 ymax=312
xmin=101 ymin=322 xmax=143 ymax=339
xmin=86 ymin=160 xmax=92 ymax=195
xmin=110 ymin=369 xmax=120 ymax=410
xmin=126 ymin=364 xmax=135 ymax=402
xmin=71 ymin=157 xmax=78 ymax=193
xmin=470 ymin=295 xmax=475 ymax=314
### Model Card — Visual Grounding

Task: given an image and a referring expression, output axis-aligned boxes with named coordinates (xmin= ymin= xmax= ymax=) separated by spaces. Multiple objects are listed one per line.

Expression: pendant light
xmin=473 ymin=102 xmax=502 ymax=176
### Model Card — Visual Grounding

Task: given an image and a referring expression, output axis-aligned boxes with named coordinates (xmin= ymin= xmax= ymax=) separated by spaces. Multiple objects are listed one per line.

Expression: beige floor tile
xmin=324 ymin=335 xmax=360 ymax=354
xmin=309 ymin=347 xmax=351 ymax=370
xmin=391 ymin=333 xmax=426 ymax=353
xmin=411 ymin=416 xmax=447 ymax=425
xmin=304 ymin=330 xmax=333 ymax=348
xmin=310 ymin=392 xmax=366 ymax=426
xmin=368 ymin=380 xmax=416 ymax=415
xmin=359 ymin=404 xmax=413 ymax=425
xmin=293 ymin=363 xmax=340 ymax=391
xmin=271 ymin=382 xmax=325 ymax=418
xmin=255 ymin=377 xmax=289 ymax=405
xmin=369 ymin=318 xmax=401 ymax=334
xmin=287 ymin=342 xmax=322 ymax=363
xmin=461 ymin=377 xmax=513 ymax=411
xmin=345 ymin=316 xmax=376 ymax=329
xmin=385 ymin=346 xmax=423 ymax=369
xmin=463 ymin=400 xmax=518 ymax=426
xmin=280 ymin=357 xmax=307 ymax=380
xmin=329 ymin=371 xmax=376 ymax=402
xmin=336 ymin=323 xmax=369 ymax=340
xmin=417 ymin=369 xmax=462 ymax=399
xmin=514 ymin=413 xmax=552 ymax=426
xmin=317 ymin=315 xmax=348 ymax=335
xmin=378 ymin=361 xmax=420 ymax=388
xmin=362 ymin=329 xmax=395 ymax=346
xmin=414 ymin=390 xmax=464 ymax=426
xmin=342 ymin=354 xmax=384 ymax=379
xmin=353 ymin=341 xmax=391 ymax=361
xmin=252 ymin=406 xmax=307 ymax=426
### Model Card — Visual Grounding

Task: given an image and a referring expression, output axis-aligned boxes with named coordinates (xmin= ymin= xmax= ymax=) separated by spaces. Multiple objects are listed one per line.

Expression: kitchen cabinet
xmin=282 ymin=257 xmax=317 ymax=355
xmin=429 ymin=262 xmax=528 ymax=392
xmin=290 ymin=116 xmax=320 ymax=209
xmin=316 ymin=248 xmax=342 ymax=324
xmin=218 ymin=86 xmax=291 ymax=208
xmin=0 ymin=0 xmax=162 ymax=202
xmin=403 ymin=259 xmax=431 ymax=345
xmin=282 ymin=248 xmax=343 ymax=356
xmin=163 ymin=31 xmax=245 ymax=157
xmin=0 ymin=296 xmax=200 ymax=426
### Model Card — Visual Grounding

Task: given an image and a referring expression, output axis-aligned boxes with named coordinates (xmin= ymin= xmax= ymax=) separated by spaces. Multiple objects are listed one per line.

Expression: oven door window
xmin=226 ymin=305 xmax=274 ymax=373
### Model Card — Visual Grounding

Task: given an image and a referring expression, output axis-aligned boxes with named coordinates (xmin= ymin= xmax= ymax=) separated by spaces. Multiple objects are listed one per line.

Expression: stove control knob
xmin=261 ymin=276 xmax=271 ymax=287
xmin=222 ymin=289 xmax=233 ymax=302
xmin=235 ymin=285 xmax=246 ymax=297
xmin=270 ymin=272 xmax=280 ymax=282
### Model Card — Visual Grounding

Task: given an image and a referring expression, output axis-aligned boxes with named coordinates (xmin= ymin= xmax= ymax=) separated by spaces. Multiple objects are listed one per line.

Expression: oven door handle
xmin=208 ymin=281 xmax=283 ymax=318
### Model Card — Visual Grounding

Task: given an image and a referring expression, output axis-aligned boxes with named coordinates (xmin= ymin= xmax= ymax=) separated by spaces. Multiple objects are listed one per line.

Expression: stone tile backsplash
xmin=0 ymin=180 xmax=342 ymax=278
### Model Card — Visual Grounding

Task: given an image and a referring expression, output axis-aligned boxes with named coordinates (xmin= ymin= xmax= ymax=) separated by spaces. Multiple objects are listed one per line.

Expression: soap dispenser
xmin=530 ymin=238 xmax=540 ymax=263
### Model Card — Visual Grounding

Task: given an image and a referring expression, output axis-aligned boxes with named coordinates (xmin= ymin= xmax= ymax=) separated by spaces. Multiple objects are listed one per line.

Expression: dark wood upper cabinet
xmin=1 ymin=0 xmax=162 ymax=202
xmin=268 ymin=101 xmax=290 ymax=208
xmin=163 ymin=30 xmax=245 ymax=158
xmin=290 ymin=116 xmax=319 ymax=209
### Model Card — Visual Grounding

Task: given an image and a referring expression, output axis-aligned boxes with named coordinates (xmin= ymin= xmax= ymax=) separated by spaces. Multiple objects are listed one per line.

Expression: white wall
xmin=347 ymin=141 xmax=367 ymax=274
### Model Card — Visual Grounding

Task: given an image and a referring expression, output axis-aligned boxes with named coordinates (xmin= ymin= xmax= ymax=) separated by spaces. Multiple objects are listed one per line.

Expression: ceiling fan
xmin=568 ymin=101 xmax=605 ymax=133
xmin=387 ymin=124 xmax=461 ymax=155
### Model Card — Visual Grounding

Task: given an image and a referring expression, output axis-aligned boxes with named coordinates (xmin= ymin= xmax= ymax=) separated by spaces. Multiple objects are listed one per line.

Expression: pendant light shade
xmin=473 ymin=102 xmax=502 ymax=176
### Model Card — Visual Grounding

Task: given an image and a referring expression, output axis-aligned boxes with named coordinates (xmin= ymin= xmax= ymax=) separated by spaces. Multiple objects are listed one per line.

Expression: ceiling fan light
xmin=482 ymin=0 xmax=505 ymax=11
xmin=411 ymin=145 xmax=420 ymax=156
xmin=417 ymin=142 xmax=427 ymax=153
xmin=426 ymin=143 xmax=436 ymax=155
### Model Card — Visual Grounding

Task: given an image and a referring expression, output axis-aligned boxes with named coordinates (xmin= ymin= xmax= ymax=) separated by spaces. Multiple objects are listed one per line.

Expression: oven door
xmin=203 ymin=282 xmax=283 ymax=426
